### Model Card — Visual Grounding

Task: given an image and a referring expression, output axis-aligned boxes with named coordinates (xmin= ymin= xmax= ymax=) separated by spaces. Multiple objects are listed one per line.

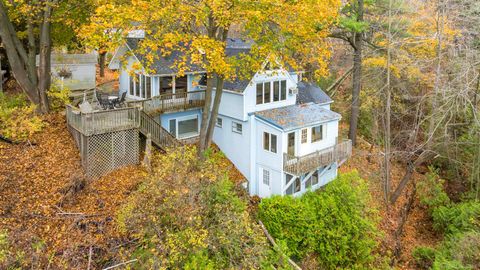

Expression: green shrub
xmin=417 ymin=167 xmax=450 ymax=209
xmin=412 ymin=246 xmax=436 ymax=269
xmin=431 ymin=231 xmax=480 ymax=270
xmin=259 ymin=171 xmax=380 ymax=269
xmin=47 ymin=81 xmax=71 ymax=111
xmin=117 ymin=147 xmax=285 ymax=269
xmin=432 ymin=201 xmax=480 ymax=235
xmin=0 ymin=93 xmax=43 ymax=142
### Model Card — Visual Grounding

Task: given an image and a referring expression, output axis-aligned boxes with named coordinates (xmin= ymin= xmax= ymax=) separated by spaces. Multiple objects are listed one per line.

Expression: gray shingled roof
xmin=255 ymin=103 xmax=341 ymax=131
xmin=296 ymin=82 xmax=332 ymax=105
xmin=126 ymin=38 xmax=204 ymax=75
xmin=126 ymin=37 xmax=253 ymax=88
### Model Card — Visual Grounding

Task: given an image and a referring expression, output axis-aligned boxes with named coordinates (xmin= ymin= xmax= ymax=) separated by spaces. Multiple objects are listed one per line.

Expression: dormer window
xmin=256 ymin=80 xmax=287 ymax=105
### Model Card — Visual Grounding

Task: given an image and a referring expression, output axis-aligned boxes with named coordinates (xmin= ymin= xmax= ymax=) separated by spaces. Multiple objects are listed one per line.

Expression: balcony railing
xmin=66 ymin=105 xmax=139 ymax=136
xmin=283 ymin=140 xmax=352 ymax=176
xmin=128 ymin=90 xmax=206 ymax=115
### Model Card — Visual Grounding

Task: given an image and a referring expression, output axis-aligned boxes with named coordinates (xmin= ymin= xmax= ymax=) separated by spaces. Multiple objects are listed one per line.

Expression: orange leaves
xmin=0 ymin=113 xmax=145 ymax=269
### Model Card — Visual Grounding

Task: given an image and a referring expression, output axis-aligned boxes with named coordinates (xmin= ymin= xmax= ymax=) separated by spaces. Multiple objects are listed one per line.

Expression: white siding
xmin=214 ymin=91 xmax=245 ymax=120
xmin=283 ymin=120 xmax=339 ymax=158
xmin=244 ymin=69 xmax=297 ymax=118
xmin=254 ymin=119 xmax=284 ymax=197
xmin=212 ymin=115 xmax=251 ymax=180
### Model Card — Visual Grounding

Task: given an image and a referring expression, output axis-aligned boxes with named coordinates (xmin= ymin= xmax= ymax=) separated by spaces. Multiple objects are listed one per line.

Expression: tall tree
xmin=0 ymin=0 xmax=58 ymax=112
xmin=330 ymin=0 xmax=369 ymax=146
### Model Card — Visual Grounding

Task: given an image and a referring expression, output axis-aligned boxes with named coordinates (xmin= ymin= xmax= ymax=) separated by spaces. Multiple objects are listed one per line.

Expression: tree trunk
xmin=383 ymin=0 xmax=393 ymax=204
xmin=390 ymin=151 xmax=431 ymax=204
xmin=99 ymin=50 xmax=107 ymax=77
xmin=348 ymin=0 xmax=364 ymax=146
xmin=198 ymin=76 xmax=215 ymax=155
xmin=27 ymin=21 xmax=38 ymax=86
xmin=37 ymin=3 xmax=53 ymax=113
xmin=0 ymin=1 xmax=40 ymax=104
xmin=205 ymin=77 xmax=224 ymax=148
xmin=0 ymin=0 xmax=54 ymax=113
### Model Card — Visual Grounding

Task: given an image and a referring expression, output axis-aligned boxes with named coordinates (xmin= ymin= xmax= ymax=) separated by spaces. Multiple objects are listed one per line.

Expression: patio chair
xmin=98 ymin=94 xmax=111 ymax=110
xmin=114 ymin=92 xmax=127 ymax=108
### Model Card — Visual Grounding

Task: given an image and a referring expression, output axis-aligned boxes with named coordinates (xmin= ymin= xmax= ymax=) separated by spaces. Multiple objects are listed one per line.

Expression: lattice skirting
xmin=68 ymin=126 xmax=140 ymax=179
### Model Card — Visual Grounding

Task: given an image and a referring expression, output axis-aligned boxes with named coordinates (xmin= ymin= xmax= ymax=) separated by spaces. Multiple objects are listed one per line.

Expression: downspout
xmin=249 ymin=114 xmax=257 ymax=195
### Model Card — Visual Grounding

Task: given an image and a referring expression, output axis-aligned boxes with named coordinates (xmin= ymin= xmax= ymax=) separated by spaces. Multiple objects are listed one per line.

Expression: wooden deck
xmin=66 ymin=105 xmax=181 ymax=150
xmin=283 ymin=140 xmax=352 ymax=176
xmin=127 ymin=90 xmax=206 ymax=115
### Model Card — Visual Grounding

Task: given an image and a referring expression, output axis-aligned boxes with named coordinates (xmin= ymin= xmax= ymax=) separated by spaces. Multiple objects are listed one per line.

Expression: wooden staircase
xmin=138 ymin=110 xmax=182 ymax=150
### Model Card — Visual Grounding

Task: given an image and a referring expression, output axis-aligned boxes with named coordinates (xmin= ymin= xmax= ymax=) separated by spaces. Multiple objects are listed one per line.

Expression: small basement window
xmin=232 ymin=122 xmax=243 ymax=134
xmin=216 ymin=117 xmax=223 ymax=128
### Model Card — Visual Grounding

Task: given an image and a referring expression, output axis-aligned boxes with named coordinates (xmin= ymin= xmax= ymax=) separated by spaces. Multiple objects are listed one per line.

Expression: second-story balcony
xmin=283 ymin=140 xmax=352 ymax=176
xmin=128 ymin=90 xmax=206 ymax=115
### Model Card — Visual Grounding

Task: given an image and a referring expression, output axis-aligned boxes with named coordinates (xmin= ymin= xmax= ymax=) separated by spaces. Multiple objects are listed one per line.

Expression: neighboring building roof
xmin=36 ymin=53 xmax=97 ymax=66
xmin=296 ymin=81 xmax=332 ymax=105
xmin=255 ymin=103 xmax=341 ymax=131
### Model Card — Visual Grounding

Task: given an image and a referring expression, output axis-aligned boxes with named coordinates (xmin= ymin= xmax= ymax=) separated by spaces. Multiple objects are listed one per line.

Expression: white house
xmin=109 ymin=38 xmax=352 ymax=197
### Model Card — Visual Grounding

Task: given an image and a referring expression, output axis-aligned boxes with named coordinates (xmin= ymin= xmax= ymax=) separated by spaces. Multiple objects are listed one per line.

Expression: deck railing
xmin=66 ymin=105 xmax=139 ymax=136
xmin=128 ymin=90 xmax=206 ymax=115
xmin=283 ymin=140 xmax=352 ymax=176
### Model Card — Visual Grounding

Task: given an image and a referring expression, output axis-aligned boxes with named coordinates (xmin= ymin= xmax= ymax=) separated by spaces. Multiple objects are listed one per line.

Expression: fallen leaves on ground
xmin=0 ymin=113 xmax=145 ymax=269
xmin=339 ymin=125 xmax=440 ymax=269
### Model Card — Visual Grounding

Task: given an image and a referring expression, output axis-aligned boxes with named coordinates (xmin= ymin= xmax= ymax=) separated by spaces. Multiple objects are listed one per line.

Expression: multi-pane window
xmin=301 ymin=129 xmax=308 ymax=144
xmin=263 ymin=132 xmax=277 ymax=153
xmin=273 ymin=81 xmax=280 ymax=102
xmin=311 ymin=125 xmax=323 ymax=142
xmin=135 ymin=74 xmax=140 ymax=96
xmin=264 ymin=82 xmax=271 ymax=103
xmin=129 ymin=75 xmax=134 ymax=95
xmin=216 ymin=117 xmax=223 ymax=128
xmin=263 ymin=169 xmax=270 ymax=185
xmin=256 ymin=80 xmax=287 ymax=105
xmin=145 ymin=76 xmax=151 ymax=98
xmin=256 ymin=83 xmax=263 ymax=105
xmin=280 ymin=80 xmax=287 ymax=100
xmin=232 ymin=122 xmax=243 ymax=134
xmin=129 ymin=74 xmax=151 ymax=99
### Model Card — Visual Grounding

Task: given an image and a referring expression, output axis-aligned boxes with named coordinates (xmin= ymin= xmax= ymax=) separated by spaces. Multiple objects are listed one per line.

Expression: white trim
xmin=254 ymin=115 xmax=284 ymax=132
xmin=175 ymin=114 xmax=200 ymax=139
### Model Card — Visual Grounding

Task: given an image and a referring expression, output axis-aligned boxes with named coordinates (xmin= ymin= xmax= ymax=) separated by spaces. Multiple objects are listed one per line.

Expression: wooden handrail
xmin=284 ymin=140 xmax=352 ymax=176
xmin=128 ymin=90 xmax=206 ymax=115
xmin=138 ymin=110 xmax=182 ymax=149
